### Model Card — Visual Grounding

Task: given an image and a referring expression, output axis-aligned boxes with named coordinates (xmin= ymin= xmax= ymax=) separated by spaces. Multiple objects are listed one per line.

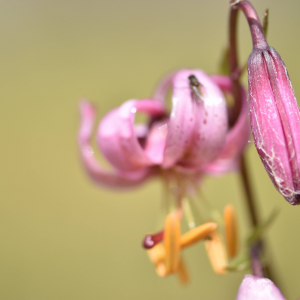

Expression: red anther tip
xmin=142 ymin=231 xmax=164 ymax=249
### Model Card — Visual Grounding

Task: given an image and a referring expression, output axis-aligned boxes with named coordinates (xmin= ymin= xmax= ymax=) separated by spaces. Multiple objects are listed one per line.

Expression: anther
xmin=147 ymin=219 xmax=220 ymax=281
xmin=164 ymin=213 xmax=181 ymax=274
xmin=156 ymin=263 xmax=167 ymax=277
xmin=224 ymin=204 xmax=239 ymax=258
xmin=147 ymin=222 xmax=218 ymax=260
xmin=205 ymin=231 xmax=228 ymax=275
xmin=180 ymin=222 xmax=217 ymax=248
xmin=178 ymin=258 xmax=189 ymax=284
xmin=147 ymin=244 xmax=168 ymax=277
xmin=147 ymin=243 xmax=165 ymax=265
xmin=143 ymin=230 xmax=164 ymax=249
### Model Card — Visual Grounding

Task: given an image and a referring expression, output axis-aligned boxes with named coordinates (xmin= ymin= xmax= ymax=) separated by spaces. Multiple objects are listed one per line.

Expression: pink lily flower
xmin=240 ymin=0 xmax=300 ymax=205
xmin=236 ymin=275 xmax=286 ymax=300
xmin=78 ymin=69 xmax=250 ymax=189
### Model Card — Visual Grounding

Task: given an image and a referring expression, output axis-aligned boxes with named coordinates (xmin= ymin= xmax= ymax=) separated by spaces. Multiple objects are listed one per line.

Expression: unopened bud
xmin=248 ymin=45 xmax=300 ymax=205
xmin=238 ymin=0 xmax=300 ymax=205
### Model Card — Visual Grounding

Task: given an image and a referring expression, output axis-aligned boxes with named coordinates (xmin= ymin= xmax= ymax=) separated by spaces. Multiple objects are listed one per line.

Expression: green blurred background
xmin=1 ymin=0 xmax=300 ymax=299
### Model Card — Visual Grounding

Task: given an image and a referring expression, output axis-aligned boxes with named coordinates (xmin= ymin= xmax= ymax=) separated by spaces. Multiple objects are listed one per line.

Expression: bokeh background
xmin=1 ymin=0 xmax=300 ymax=299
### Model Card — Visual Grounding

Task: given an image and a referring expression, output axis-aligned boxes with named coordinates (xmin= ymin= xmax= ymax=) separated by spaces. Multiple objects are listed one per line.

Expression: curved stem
xmin=240 ymin=156 xmax=259 ymax=227
xmin=236 ymin=1 xmax=268 ymax=50
xmin=228 ymin=0 xmax=278 ymax=284
xmin=250 ymin=243 xmax=264 ymax=278
xmin=241 ymin=156 xmax=280 ymax=285
xmin=228 ymin=6 xmax=242 ymax=124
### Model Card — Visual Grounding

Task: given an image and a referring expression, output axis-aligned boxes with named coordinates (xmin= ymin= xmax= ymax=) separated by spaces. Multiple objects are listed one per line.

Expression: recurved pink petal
xmin=98 ymin=99 xmax=166 ymax=171
xmin=203 ymin=75 xmax=250 ymax=175
xmin=144 ymin=120 xmax=168 ymax=164
xmin=162 ymin=70 xmax=197 ymax=168
xmin=180 ymin=70 xmax=228 ymax=167
xmin=78 ymin=101 xmax=152 ymax=188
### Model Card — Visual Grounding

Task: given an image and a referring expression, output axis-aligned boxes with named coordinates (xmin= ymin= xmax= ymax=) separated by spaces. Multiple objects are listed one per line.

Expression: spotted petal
xmin=203 ymin=75 xmax=250 ymax=175
xmin=180 ymin=70 xmax=228 ymax=167
xmin=155 ymin=70 xmax=229 ymax=169
xmin=162 ymin=70 xmax=197 ymax=168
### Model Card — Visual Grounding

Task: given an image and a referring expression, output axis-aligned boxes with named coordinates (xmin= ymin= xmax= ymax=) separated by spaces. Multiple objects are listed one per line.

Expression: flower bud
xmin=248 ymin=46 xmax=300 ymax=205
xmin=236 ymin=275 xmax=286 ymax=300
xmin=238 ymin=0 xmax=300 ymax=205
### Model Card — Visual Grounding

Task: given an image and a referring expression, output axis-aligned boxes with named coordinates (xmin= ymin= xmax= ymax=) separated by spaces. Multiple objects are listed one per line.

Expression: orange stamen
xmin=180 ymin=222 xmax=217 ymax=248
xmin=148 ymin=222 xmax=218 ymax=264
xmin=164 ymin=213 xmax=181 ymax=274
xmin=156 ymin=263 xmax=167 ymax=277
xmin=177 ymin=257 xmax=189 ymax=284
xmin=147 ymin=243 xmax=165 ymax=265
xmin=224 ymin=204 xmax=239 ymax=258
xmin=205 ymin=230 xmax=228 ymax=275
xmin=147 ymin=218 xmax=222 ymax=281
xmin=147 ymin=244 xmax=168 ymax=277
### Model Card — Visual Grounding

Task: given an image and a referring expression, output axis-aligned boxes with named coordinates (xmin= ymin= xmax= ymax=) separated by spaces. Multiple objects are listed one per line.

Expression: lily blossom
xmin=78 ymin=70 xmax=246 ymax=283
xmin=96 ymin=69 xmax=228 ymax=173
xmin=78 ymin=69 xmax=250 ymax=190
xmin=236 ymin=275 xmax=286 ymax=300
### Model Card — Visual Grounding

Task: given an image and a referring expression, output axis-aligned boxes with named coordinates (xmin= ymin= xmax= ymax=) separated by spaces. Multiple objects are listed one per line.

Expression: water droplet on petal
xmin=86 ymin=146 xmax=94 ymax=156
xmin=159 ymin=124 xmax=167 ymax=131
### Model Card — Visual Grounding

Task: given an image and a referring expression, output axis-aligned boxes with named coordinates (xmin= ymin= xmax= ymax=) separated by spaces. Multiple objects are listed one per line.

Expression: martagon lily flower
xmin=78 ymin=69 xmax=249 ymax=281
xmin=78 ymin=69 xmax=249 ymax=189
